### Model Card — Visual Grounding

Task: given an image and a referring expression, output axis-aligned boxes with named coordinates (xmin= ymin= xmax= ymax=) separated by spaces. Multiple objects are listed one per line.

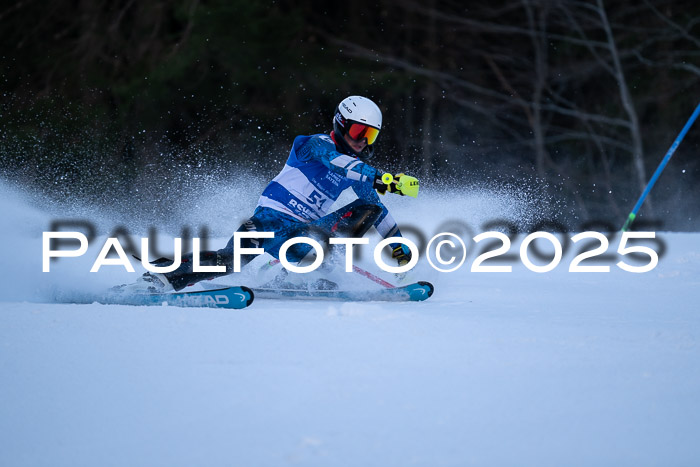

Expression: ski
xmin=55 ymin=286 xmax=254 ymax=309
xmin=251 ymin=281 xmax=434 ymax=302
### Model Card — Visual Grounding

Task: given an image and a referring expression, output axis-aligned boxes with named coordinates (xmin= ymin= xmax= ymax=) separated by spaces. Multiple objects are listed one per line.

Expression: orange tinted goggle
xmin=347 ymin=123 xmax=380 ymax=145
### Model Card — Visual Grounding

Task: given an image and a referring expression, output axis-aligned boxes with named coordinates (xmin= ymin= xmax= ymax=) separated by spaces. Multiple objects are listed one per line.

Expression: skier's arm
xmin=352 ymin=183 xmax=399 ymax=239
xmin=352 ymin=182 xmax=413 ymax=266
xmin=297 ymin=136 xmax=381 ymax=183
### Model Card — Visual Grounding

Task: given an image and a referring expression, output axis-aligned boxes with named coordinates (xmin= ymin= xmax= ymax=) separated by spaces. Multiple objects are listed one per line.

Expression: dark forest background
xmin=1 ymin=0 xmax=699 ymax=230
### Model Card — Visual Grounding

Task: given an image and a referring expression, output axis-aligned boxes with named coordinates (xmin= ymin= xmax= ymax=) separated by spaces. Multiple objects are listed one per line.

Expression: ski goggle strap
xmin=347 ymin=123 xmax=380 ymax=145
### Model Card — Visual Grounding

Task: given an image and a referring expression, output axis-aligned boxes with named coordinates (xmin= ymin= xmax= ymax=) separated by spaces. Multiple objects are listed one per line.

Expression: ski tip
xmin=417 ymin=281 xmax=434 ymax=298
xmin=242 ymin=286 xmax=255 ymax=307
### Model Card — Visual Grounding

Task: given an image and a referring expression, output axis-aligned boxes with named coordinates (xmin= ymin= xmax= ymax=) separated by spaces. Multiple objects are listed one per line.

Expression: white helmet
xmin=333 ymin=96 xmax=382 ymax=158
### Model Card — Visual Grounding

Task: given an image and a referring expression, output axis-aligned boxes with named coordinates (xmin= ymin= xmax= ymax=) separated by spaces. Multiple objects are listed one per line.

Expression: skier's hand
xmin=391 ymin=244 xmax=412 ymax=267
xmin=373 ymin=173 xmax=393 ymax=194
xmin=373 ymin=173 xmax=419 ymax=197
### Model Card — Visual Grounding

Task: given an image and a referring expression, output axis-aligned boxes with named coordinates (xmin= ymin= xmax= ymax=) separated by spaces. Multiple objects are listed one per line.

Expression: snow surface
xmin=1 ymin=179 xmax=700 ymax=466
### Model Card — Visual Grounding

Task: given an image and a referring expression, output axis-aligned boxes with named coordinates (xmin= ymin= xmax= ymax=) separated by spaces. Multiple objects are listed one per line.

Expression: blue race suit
xmin=222 ymin=133 xmax=404 ymax=261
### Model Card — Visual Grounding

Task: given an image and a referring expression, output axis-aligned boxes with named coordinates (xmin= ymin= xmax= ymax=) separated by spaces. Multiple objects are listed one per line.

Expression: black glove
xmin=391 ymin=244 xmax=412 ymax=267
xmin=373 ymin=173 xmax=393 ymax=195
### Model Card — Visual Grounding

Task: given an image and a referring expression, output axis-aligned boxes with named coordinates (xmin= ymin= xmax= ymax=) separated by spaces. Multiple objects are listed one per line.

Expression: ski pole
xmin=260 ymin=258 xmax=396 ymax=288
xmin=621 ymin=102 xmax=700 ymax=232
xmin=352 ymin=265 xmax=396 ymax=288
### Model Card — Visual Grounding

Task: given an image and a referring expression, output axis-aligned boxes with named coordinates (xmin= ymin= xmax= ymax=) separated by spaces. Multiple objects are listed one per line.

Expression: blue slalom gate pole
xmin=622 ymin=102 xmax=700 ymax=232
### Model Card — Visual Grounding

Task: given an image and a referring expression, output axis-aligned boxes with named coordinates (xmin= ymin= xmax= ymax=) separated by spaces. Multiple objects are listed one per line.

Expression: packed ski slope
xmin=1 ymin=179 xmax=699 ymax=466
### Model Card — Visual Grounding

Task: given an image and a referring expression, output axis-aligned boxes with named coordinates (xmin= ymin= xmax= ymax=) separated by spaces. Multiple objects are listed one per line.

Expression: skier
xmin=141 ymin=95 xmax=418 ymax=292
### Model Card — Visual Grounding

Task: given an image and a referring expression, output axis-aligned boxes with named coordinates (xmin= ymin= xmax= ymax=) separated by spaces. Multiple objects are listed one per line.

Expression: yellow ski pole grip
xmin=381 ymin=173 xmax=394 ymax=185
